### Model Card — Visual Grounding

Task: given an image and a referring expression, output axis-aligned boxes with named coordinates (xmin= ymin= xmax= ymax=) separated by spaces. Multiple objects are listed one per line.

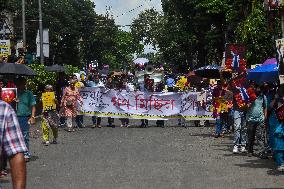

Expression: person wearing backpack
xmin=246 ymin=84 xmax=267 ymax=157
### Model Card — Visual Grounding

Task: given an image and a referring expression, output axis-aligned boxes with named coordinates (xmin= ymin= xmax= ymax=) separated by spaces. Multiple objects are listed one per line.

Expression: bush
xmin=27 ymin=63 xmax=80 ymax=97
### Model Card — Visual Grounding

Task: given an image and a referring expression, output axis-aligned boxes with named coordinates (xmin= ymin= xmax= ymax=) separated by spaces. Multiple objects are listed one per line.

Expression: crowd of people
xmin=211 ymin=78 xmax=284 ymax=172
xmin=1 ymin=63 xmax=284 ymax=189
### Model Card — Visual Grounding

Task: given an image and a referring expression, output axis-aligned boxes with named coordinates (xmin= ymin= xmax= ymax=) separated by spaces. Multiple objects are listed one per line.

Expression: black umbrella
xmin=194 ymin=65 xmax=222 ymax=79
xmin=0 ymin=63 xmax=37 ymax=76
xmin=45 ymin=64 xmax=66 ymax=72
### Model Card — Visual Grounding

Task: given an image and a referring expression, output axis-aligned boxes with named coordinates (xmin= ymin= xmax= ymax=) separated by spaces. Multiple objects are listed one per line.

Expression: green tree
xmin=4 ymin=0 xmax=140 ymax=70
xmin=236 ymin=0 xmax=276 ymax=65
xmin=131 ymin=0 xmax=279 ymax=71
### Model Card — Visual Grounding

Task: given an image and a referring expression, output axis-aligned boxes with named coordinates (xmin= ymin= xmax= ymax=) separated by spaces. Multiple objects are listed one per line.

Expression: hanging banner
xmin=0 ymin=40 xmax=11 ymax=57
xmin=79 ymin=88 xmax=214 ymax=120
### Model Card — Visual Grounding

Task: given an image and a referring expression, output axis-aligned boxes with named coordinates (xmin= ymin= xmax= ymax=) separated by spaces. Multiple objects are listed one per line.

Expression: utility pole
xmin=281 ymin=7 xmax=284 ymax=37
xmin=22 ymin=0 xmax=26 ymax=50
xmin=279 ymin=6 xmax=284 ymax=88
xmin=38 ymin=0 xmax=44 ymax=64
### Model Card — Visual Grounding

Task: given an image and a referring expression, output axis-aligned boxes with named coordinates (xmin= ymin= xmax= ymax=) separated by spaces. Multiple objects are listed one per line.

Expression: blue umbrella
xmin=247 ymin=63 xmax=278 ymax=83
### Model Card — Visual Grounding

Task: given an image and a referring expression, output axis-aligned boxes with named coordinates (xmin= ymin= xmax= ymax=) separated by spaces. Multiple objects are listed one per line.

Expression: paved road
xmin=2 ymin=119 xmax=284 ymax=189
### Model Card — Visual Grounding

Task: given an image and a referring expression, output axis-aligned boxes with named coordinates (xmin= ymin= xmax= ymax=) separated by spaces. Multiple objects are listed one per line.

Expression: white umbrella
xmin=133 ymin=58 xmax=149 ymax=65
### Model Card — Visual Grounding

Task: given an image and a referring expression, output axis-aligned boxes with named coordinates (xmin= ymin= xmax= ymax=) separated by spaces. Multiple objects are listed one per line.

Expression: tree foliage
xmin=2 ymin=0 xmax=281 ymax=72
xmin=131 ymin=0 xmax=279 ymax=72
xmin=27 ymin=63 xmax=79 ymax=96
xmin=2 ymin=0 xmax=142 ymax=70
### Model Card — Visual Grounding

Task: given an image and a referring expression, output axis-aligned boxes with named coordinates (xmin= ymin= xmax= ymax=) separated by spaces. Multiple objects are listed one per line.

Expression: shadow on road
xmin=212 ymin=141 xmax=281 ymax=176
xmin=234 ymin=159 xmax=275 ymax=169
xmin=267 ymin=169 xmax=284 ymax=176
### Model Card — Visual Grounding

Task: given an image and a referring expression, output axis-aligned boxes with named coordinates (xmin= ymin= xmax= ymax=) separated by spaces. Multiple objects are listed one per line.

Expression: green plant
xmin=27 ymin=63 xmax=80 ymax=97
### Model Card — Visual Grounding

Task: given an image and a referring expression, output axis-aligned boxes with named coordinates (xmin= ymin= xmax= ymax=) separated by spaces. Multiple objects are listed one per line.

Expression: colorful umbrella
xmin=262 ymin=58 xmax=277 ymax=65
xmin=247 ymin=58 xmax=278 ymax=83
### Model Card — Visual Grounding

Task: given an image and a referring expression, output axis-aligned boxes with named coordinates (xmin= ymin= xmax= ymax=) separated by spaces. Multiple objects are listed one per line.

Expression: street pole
xmin=281 ymin=9 xmax=284 ymax=37
xmin=38 ymin=0 xmax=44 ymax=65
xmin=279 ymin=7 xmax=284 ymax=92
xmin=22 ymin=0 xmax=26 ymax=50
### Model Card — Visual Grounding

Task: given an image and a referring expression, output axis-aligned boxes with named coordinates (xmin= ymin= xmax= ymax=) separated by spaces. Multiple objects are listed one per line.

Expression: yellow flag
xmin=176 ymin=76 xmax=187 ymax=91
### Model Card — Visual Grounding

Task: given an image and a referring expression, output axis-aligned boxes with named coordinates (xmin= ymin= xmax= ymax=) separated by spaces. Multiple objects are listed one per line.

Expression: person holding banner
xmin=212 ymin=81 xmax=224 ymax=138
xmin=105 ymin=76 xmax=115 ymax=128
xmin=232 ymin=88 xmax=248 ymax=154
xmin=140 ymin=74 xmax=152 ymax=128
xmin=41 ymin=85 xmax=59 ymax=146
xmin=60 ymin=79 xmax=82 ymax=132
xmin=155 ymin=81 xmax=165 ymax=128
xmin=87 ymin=74 xmax=103 ymax=128
xmin=119 ymin=81 xmax=130 ymax=127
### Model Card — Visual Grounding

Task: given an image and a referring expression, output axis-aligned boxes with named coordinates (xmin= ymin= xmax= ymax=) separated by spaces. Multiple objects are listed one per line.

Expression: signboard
xmin=36 ymin=29 xmax=49 ymax=57
xmin=0 ymin=40 xmax=11 ymax=57
xmin=42 ymin=92 xmax=56 ymax=111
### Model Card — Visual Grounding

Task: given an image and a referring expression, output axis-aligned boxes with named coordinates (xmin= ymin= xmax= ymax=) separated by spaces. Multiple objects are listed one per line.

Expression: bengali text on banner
xmin=79 ymin=87 xmax=214 ymax=120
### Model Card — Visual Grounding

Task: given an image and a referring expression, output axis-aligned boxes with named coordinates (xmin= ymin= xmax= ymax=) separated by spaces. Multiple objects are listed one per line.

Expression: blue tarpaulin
xmin=247 ymin=59 xmax=278 ymax=83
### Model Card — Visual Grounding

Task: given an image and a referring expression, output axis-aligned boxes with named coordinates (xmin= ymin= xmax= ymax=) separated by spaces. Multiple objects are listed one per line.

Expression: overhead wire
xmin=115 ymin=4 xmax=144 ymax=18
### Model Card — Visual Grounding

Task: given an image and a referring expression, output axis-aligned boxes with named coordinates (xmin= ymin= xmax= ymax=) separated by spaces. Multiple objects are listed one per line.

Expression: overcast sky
xmin=93 ymin=0 xmax=162 ymax=53
xmin=93 ymin=0 xmax=162 ymax=28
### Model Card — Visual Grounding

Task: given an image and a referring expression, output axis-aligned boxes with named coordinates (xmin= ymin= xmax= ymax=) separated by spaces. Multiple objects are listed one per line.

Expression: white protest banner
xmin=80 ymin=87 xmax=214 ymax=120
xmin=180 ymin=92 xmax=213 ymax=120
